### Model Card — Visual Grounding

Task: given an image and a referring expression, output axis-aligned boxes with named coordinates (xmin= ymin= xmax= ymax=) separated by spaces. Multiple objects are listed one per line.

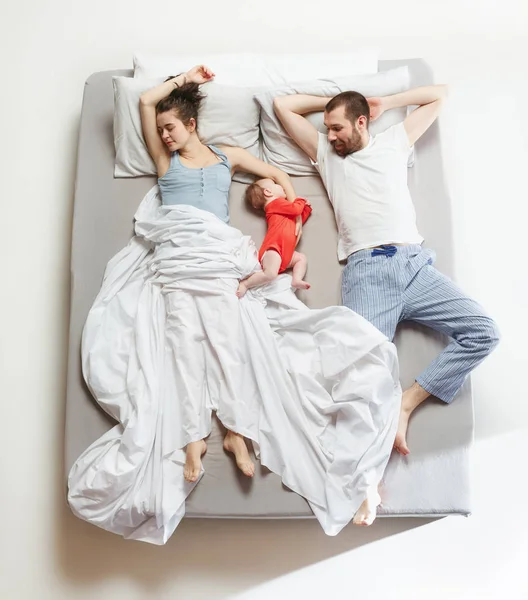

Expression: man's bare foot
xmin=184 ymin=440 xmax=207 ymax=483
xmin=292 ymin=280 xmax=311 ymax=290
xmin=353 ymin=489 xmax=381 ymax=526
xmin=236 ymin=282 xmax=248 ymax=298
xmin=223 ymin=431 xmax=255 ymax=477
xmin=394 ymin=407 xmax=411 ymax=456
xmin=393 ymin=383 xmax=430 ymax=456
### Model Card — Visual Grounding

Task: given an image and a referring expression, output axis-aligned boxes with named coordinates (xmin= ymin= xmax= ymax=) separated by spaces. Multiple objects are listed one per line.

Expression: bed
xmin=64 ymin=58 xmax=473 ymax=522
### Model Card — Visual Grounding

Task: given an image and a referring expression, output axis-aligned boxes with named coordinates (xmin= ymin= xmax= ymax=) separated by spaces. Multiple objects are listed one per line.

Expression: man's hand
xmin=366 ymin=97 xmax=385 ymax=121
xmin=374 ymin=85 xmax=448 ymax=144
xmin=185 ymin=65 xmax=215 ymax=84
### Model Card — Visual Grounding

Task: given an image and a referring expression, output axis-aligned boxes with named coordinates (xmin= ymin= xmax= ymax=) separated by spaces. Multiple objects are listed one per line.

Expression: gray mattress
xmin=65 ymin=59 xmax=473 ymax=520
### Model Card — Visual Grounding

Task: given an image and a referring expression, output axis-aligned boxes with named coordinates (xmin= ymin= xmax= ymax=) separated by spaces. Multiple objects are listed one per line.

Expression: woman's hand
xmin=366 ymin=97 xmax=385 ymax=121
xmin=185 ymin=65 xmax=215 ymax=84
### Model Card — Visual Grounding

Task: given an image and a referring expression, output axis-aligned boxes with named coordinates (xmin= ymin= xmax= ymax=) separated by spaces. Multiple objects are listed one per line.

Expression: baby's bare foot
xmin=236 ymin=282 xmax=248 ymax=298
xmin=292 ymin=280 xmax=311 ymax=290
xmin=223 ymin=431 xmax=255 ymax=477
xmin=184 ymin=440 xmax=207 ymax=483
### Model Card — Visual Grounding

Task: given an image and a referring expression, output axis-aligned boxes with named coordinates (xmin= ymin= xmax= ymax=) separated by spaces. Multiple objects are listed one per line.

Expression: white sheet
xmin=67 ymin=186 xmax=402 ymax=544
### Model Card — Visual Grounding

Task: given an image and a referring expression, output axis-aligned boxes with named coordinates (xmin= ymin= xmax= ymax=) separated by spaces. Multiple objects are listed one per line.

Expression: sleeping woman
xmin=139 ymin=64 xmax=302 ymax=483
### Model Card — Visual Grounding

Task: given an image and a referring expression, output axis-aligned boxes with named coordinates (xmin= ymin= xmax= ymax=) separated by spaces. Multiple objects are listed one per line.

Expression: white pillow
xmin=133 ymin=50 xmax=378 ymax=86
xmin=113 ymin=77 xmax=161 ymax=177
xmin=262 ymin=51 xmax=379 ymax=85
xmin=255 ymin=67 xmax=415 ymax=176
xmin=113 ymin=77 xmax=261 ymax=181
xmin=134 ymin=53 xmax=270 ymax=86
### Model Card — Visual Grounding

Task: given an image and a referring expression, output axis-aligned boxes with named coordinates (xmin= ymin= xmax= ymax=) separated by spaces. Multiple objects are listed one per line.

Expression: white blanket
xmin=68 ymin=186 xmax=402 ymax=544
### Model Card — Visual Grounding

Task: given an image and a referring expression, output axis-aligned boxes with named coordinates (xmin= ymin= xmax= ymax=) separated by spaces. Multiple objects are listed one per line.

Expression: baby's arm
xmin=301 ymin=202 xmax=313 ymax=224
xmin=272 ymin=198 xmax=307 ymax=217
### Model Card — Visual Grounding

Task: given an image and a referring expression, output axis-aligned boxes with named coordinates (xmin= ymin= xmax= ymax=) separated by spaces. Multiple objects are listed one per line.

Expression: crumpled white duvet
xmin=68 ymin=186 xmax=401 ymax=544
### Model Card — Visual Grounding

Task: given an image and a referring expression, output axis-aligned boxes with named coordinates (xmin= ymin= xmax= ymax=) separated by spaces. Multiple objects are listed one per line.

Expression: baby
xmin=237 ymin=178 xmax=312 ymax=298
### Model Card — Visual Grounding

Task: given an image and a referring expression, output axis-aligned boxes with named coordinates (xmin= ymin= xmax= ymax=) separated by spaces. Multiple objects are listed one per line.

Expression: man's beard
xmin=332 ymin=129 xmax=363 ymax=156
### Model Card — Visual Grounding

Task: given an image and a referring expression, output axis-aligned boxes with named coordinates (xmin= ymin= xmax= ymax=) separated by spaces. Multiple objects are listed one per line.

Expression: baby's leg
xmin=289 ymin=252 xmax=310 ymax=290
xmin=236 ymin=250 xmax=282 ymax=298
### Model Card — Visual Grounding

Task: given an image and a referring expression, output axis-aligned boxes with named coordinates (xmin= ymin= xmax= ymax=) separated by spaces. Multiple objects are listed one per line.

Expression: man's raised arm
xmin=273 ymin=95 xmax=332 ymax=162
xmin=369 ymin=84 xmax=448 ymax=146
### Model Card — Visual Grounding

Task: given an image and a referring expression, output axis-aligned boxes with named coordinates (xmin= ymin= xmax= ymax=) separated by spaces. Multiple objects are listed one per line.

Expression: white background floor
xmin=1 ymin=1 xmax=527 ymax=598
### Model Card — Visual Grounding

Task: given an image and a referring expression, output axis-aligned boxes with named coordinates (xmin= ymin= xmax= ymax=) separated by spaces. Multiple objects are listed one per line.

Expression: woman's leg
xmin=223 ymin=431 xmax=255 ymax=477
xmin=165 ymin=290 xmax=211 ymax=483
xmin=236 ymin=250 xmax=281 ymax=297
xmin=184 ymin=440 xmax=208 ymax=483
xmin=194 ymin=280 xmax=257 ymax=478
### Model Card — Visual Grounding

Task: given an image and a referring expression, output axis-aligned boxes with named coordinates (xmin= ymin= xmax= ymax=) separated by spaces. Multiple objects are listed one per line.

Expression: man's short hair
xmin=325 ymin=91 xmax=370 ymax=127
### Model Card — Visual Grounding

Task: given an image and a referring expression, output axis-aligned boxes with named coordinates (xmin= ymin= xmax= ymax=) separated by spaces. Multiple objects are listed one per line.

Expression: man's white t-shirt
xmin=314 ymin=122 xmax=423 ymax=261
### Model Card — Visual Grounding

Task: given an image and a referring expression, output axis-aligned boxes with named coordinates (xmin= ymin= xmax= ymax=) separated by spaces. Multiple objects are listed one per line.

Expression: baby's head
xmin=245 ymin=178 xmax=286 ymax=210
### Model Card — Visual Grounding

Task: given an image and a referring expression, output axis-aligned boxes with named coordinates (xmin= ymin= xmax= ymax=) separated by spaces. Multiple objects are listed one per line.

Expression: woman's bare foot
xmin=353 ymin=489 xmax=381 ymax=526
xmin=184 ymin=440 xmax=207 ymax=483
xmin=292 ymin=279 xmax=311 ymax=290
xmin=223 ymin=431 xmax=255 ymax=477
xmin=236 ymin=282 xmax=248 ymax=298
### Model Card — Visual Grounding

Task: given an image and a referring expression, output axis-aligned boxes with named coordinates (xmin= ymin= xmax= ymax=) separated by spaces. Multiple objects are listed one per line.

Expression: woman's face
xmin=157 ymin=110 xmax=194 ymax=151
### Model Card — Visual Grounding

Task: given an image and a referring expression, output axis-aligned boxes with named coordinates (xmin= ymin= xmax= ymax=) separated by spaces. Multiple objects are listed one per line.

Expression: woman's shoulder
xmin=213 ymin=144 xmax=232 ymax=154
xmin=213 ymin=144 xmax=238 ymax=163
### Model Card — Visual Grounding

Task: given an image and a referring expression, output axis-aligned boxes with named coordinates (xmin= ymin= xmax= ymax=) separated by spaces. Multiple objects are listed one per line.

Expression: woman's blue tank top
xmin=158 ymin=145 xmax=231 ymax=224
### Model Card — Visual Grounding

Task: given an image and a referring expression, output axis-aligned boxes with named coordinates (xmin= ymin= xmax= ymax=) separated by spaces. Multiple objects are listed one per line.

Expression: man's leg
xmin=341 ymin=249 xmax=405 ymax=340
xmin=395 ymin=262 xmax=500 ymax=454
xmin=342 ymin=248 xmax=405 ymax=519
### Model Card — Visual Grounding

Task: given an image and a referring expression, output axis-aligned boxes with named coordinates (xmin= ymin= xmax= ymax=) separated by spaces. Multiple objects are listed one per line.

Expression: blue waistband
xmin=371 ymin=245 xmax=398 ymax=257
xmin=347 ymin=244 xmax=424 ymax=263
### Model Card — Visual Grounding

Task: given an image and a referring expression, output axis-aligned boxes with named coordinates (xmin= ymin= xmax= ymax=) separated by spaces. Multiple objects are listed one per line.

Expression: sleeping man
xmin=273 ymin=84 xmax=500 ymax=455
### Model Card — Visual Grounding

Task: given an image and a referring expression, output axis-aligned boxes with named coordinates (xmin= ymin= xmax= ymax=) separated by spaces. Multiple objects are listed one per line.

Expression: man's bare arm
xmin=273 ymin=95 xmax=331 ymax=162
xmin=369 ymin=85 xmax=448 ymax=146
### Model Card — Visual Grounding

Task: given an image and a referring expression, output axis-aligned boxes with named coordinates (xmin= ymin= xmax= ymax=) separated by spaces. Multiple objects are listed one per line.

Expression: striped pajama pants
xmin=342 ymin=245 xmax=500 ymax=403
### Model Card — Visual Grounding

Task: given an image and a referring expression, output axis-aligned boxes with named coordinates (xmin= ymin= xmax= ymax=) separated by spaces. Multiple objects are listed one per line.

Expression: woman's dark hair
xmin=156 ymin=75 xmax=206 ymax=128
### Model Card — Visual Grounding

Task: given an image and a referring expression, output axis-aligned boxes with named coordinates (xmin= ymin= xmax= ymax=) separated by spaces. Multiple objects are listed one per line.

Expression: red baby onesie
xmin=258 ymin=197 xmax=312 ymax=273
